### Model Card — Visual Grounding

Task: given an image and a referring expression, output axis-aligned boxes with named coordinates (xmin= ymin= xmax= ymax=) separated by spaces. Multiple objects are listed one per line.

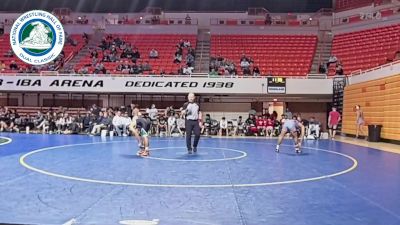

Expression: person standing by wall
xmin=355 ymin=105 xmax=366 ymax=139
xmin=328 ymin=106 xmax=341 ymax=140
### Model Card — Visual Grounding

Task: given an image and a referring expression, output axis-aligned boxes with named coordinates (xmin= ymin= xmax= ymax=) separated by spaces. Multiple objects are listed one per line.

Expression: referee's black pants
xmin=185 ymin=119 xmax=201 ymax=150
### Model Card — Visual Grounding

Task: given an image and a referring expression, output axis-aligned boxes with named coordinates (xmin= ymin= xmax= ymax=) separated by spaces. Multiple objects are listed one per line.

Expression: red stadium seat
xmin=331 ymin=23 xmax=400 ymax=75
xmin=210 ymin=34 xmax=317 ymax=76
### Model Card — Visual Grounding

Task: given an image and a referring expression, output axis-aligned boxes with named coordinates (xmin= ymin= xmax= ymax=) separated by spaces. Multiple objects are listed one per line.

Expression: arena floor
xmin=0 ymin=133 xmax=399 ymax=225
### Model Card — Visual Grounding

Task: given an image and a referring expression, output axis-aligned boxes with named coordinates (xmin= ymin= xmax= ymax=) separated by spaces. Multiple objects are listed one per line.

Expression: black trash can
xmin=368 ymin=125 xmax=382 ymax=142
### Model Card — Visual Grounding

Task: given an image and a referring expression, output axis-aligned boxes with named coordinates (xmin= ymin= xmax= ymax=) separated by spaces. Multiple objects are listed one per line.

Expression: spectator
xmin=219 ymin=117 xmax=228 ymax=136
xmin=176 ymin=114 xmax=185 ymax=134
xmin=240 ymin=60 xmax=250 ymax=70
xmin=252 ymin=66 xmax=261 ymax=76
xmin=235 ymin=116 xmax=245 ymax=136
xmin=265 ymin=116 xmax=275 ymax=137
xmin=183 ymin=39 xmax=191 ymax=48
xmin=335 ymin=63 xmax=344 ymax=75
xmin=283 ymin=108 xmax=291 ymax=119
xmin=319 ymin=62 xmax=327 ymax=74
xmin=90 ymin=112 xmax=112 ymax=135
xmin=0 ymin=60 xmax=6 ymax=71
xmin=99 ymin=38 xmax=109 ymax=50
xmin=102 ymin=52 xmax=110 ymax=62
xmin=146 ymin=104 xmax=158 ymax=121
xmin=328 ymin=106 xmax=341 ymax=139
xmin=174 ymin=53 xmax=183 ymax=64
xmin=201 ymin=114 xmax=212 ymax=135
xmin=240 ymin=54 xmax=249 ymax=63
xmin=167 ymin=114 xmax=176 ymax=136
xmin=307 ymin=117 xmax=321 ymax=138
xmin=188 ymin=47 xmax=195 ymax=57
xmin=65 ymin=117 xmax=80 ymax=134
xmin=256 ymin=116 xmax=265 ymax=135
xmin=90 ymin=104 xmax=101 ymax=117
xmin=142 ymin=61 xmax=152 ymax=71
xmin=94 ymin=63 xmax=106 ymax=74
xmin=9 ymin=61 xmax=18 ymax=70
xmin=112 ymin=110 xmax=128 ymax=136
xmin=173 ymin=46 xmax=183 ymax=64
xmin=178 ymin=39 xmax=185 ymax=48
xmin=80 ymin=111 xmax=92 ymax=133
xmin=91 ymin=57 xmax=98 ymax=67
xmin=132 ymin=49 xmax=141 ymax=62
xmin=185 ymin=14 xmax=191 ymax=24
xmin=149 ymin=49 xmax=159 ymax=58
xmin=91 ymin=49 xmax=98 ymax=58
xmin=209 ymin=68 xmax=218 ymax=77
xmin=186 ymin=53 xmax=195 ymax=67
xmin=245 ymin=114 xmax=257 ymax=136
xmin=4 ymin=49 xmax=13 ymax=57
xmin=183 ymin=65 xmax=194 ymax=75
xmin=242 ymin=66 xmax=251 ymax=75
xmin=265 ymin=13 xmax=272 ymax=25
xmin=158 ymin=115 xmax=167 ymax=135
xmin=327 ymin=55 xmax=338 ymax=68
xmin=165 ymin=106 xmax=175 ymax=117
xmin=129 ymin=63 xmax=141 ymax=74
xmin=119 ymin=41 xmax=127 ymax=51
xmin=78 ymin=66 xmax=89 ymax=75
xmin=55 ymin=113 xmax=66 ymax=133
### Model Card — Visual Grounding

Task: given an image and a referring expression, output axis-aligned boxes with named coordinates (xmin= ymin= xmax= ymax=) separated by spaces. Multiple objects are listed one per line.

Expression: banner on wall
xmin=0 ymin=75 xmax=334 ymax=95
xmin=0 ymin=76 xmax=268 ymax=94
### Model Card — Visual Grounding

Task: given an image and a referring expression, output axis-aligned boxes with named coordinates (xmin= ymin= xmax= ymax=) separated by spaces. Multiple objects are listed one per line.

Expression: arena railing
xmin=210 ymin=17 xmax=319 ymax=26
xmin=333 ymin=5 xmax=400 ymax=26
xmin=0 ymin=73 xmax=331 ymax=80
xmin=349 ymin=59 xmax=400 ymax=77
xmin=105 ymin=17 xmax=199 ymax=25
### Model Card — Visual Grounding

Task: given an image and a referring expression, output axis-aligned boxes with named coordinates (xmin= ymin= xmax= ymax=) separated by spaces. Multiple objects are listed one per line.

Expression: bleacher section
xmin=74 ymin=34 xmax=197 ymax=75
xmin=331 ymin=24 xmax=400 ymax=75
xmin=0 ymin=34 xmax=85 ymax=73
xmin=210 ymin=35 xmax=317 ymax=76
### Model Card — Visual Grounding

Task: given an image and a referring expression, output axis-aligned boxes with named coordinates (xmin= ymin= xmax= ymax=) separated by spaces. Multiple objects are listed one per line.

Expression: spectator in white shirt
xmin=308 ymin=117 xmax=321 ymax=138
xmin=183 ymin=65 xmax=194 ymax=75
xmin=327 ymin=55 xmax=338 ymax=68
xmin=149 ymin=49 xmax=159 ymax=58
xmin=146 ymin=104 xmax=158 ymax=121
xmin=183 ymin=39 xmax=191 ymax=48
xmin=56 ymin=114 xmax=66 ymax=133
xmin=121 ymin=112 xmax=132 ymax=128
xmin=112 ymin=110 xmax=127 ymax=136
xmin=219 ymin=117 xmax=228 ymax=136
xmin=167 ymin=114 xmax=177 ymax=136
xmin=240 ymin=60 xmax=250 ymax=70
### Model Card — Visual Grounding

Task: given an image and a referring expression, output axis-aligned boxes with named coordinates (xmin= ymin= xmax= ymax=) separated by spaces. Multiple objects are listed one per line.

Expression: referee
xmin=181 ymin=92 xmax=202 ymax=154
